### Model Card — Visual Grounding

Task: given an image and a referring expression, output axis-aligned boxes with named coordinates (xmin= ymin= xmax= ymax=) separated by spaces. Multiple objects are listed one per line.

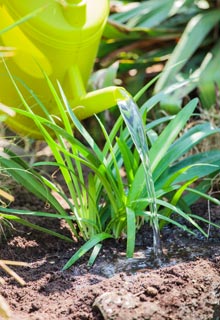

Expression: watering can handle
xmin=0 ymin=5 xmax=52 ymax=78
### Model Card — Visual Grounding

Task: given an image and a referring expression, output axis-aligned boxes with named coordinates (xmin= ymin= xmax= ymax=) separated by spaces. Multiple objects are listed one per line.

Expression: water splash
xmin=117 ymin=91 xmax=162 ymax=260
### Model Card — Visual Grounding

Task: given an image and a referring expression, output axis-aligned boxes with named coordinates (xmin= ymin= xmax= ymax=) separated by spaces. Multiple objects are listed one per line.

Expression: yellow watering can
xmin=0 ymin=0 xmax=125 ymax=138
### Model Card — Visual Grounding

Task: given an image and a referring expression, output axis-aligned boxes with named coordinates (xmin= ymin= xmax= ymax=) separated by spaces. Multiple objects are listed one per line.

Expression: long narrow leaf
xmin=1 ymin=213 xmax=72 ymax=242
xmin=156 ymin=9 xmax=220 ymax=91
xmin=150 ymin=98 xmax=198 ymax=171
xmin=126 ymin=207 xmax=136 ymax=258
xmin=141 ymin=211 xmax=196 ymax=236
xmin=128 ymin=99 xmax=197 ymax=203
xmin=159 ymin=177 xmax=198 ymax=229
xmin=155 ymin=199 xmax=208 ymax=237
xmin=62 ymin=233 xmax=113 ymax=270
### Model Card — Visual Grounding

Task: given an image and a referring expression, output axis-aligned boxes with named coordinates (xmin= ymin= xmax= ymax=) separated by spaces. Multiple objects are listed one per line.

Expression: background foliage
xmin=95 ymin=0 xmax=220 ymax=112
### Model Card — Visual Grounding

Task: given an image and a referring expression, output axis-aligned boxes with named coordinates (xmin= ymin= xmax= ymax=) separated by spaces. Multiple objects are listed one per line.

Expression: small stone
xmin=145 ymin=286 xmax=158 ymax=297
xmin=93 ymin=291 xmax=140 ymax=320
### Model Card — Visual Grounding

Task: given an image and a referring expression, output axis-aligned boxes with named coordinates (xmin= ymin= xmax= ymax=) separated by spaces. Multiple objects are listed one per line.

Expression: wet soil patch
xmin=1 ymin=187 xmax=220 ymax=319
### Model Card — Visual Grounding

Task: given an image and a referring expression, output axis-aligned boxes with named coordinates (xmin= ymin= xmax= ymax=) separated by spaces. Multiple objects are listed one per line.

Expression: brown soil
xmin=1 ymin=187 xmax=220 ymax=320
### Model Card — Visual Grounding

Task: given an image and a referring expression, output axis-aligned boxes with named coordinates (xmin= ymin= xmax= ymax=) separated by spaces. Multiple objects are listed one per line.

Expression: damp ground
xmin=1 ymin=186 xmax=220 ymax=320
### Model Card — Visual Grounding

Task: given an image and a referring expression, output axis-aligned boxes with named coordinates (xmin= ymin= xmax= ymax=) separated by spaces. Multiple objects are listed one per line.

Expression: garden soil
xmin=1 ymin=186 xmax=220 ymax=320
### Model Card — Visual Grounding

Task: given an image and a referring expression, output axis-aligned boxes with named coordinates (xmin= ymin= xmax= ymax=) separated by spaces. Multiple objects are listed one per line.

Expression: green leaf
xmin=126 ymin=207 xmax=136 ymax=258
xmin=199 ymin=40 xmax=220 ymax=108
xmin=156 ymin=9 xmax=220 ymax=91
xmin=117 ymin=138 xmax=136 ymax=184
xmin=185 ymin=187 xmax=220 ymax=206
xmin=141 ymin=211 xmax=196 ymax=236
xmin=62 ymin=233 xmax=113 ymax=270
xmin=128 ymin=99 xmax=197 ymax=203
xmin=0 ymin=156 xmax=64 ymax=213
xmin=109 ymin=0 xmax=174 ymax=29
xmin=159 ymin=177 xmax=198 ymax=229
xmin=189 ymin=214 xmax=220 ymax=231
xmin=1 ymin=213 xmax=72 ymax=242
xmin=88 ymin=244 xmax=102 ymax=267
xmin=153 ymin=123 xmax=220 ymax=185
xmin=0 ymin=5 xmax=48 ymax=35
xmin=159 ymin=150 xmax=220 ymax=187
xmin=155 ymin=199 xmax=207 ymax=237
xmin=150 ymin=98 xmax=198 ymax=171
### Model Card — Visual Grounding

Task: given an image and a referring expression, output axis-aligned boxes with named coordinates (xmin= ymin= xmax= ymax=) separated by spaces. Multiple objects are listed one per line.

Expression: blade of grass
xmin=128 ymin=99 xmax=198 ymax=203
xmin=141 ymin=211 xmax=196 ymax=236
xmin=0 ymin=213 xmax=72 ymax=242
xmin=87 ymin=244 xmax=102 ymax=267
xmin=185 ymin=188 xmax=220 ymax=206
xmin=155 ymin=199 xmax=208 ymax=237
xmin=0 ymin=5 xmax=48 ymax=35
xmin=117 ymin=138 xmax=137 ymax=184
xmin=149 ymin=98 xmax=198 ymax=171
xmin=62 ymin=233 xmax=113 ymax=270
xmin=159 ymin=176 xmax=198 ymax=229
xmin=189 ymin=214 xmax=220 ymax=231
xmin=126 ymin=207 xmax=136 ymax=258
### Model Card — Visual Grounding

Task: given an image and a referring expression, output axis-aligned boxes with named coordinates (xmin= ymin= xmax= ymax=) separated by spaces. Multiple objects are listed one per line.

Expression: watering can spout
xmin=71 ymin=86 xmax=129 ymax=120
xmin=64 ymin=65 xmax=130 ymax=120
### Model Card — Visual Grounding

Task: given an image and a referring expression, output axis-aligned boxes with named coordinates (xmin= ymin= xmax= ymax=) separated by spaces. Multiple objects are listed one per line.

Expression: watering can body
xmin=0 ymin=0 xmax=122 ymax=138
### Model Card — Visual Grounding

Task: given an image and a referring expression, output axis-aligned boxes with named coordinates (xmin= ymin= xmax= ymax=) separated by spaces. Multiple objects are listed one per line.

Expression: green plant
xmin=1 ymin=65 xmax=220 ymax=269
xmin=100 ymin=1 xmax=220 ymax=109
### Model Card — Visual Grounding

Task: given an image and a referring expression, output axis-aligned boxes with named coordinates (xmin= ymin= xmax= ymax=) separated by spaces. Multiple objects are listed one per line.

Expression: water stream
xmin=117 ymin=91 xmax=162 ymax=260
xmin=93 ymin=237 xmax=220 ymax=278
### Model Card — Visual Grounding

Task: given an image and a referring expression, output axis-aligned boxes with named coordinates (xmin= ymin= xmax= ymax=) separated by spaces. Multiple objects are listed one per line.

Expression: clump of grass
xmin=1 ymin=67 xmax=220 ymax=269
